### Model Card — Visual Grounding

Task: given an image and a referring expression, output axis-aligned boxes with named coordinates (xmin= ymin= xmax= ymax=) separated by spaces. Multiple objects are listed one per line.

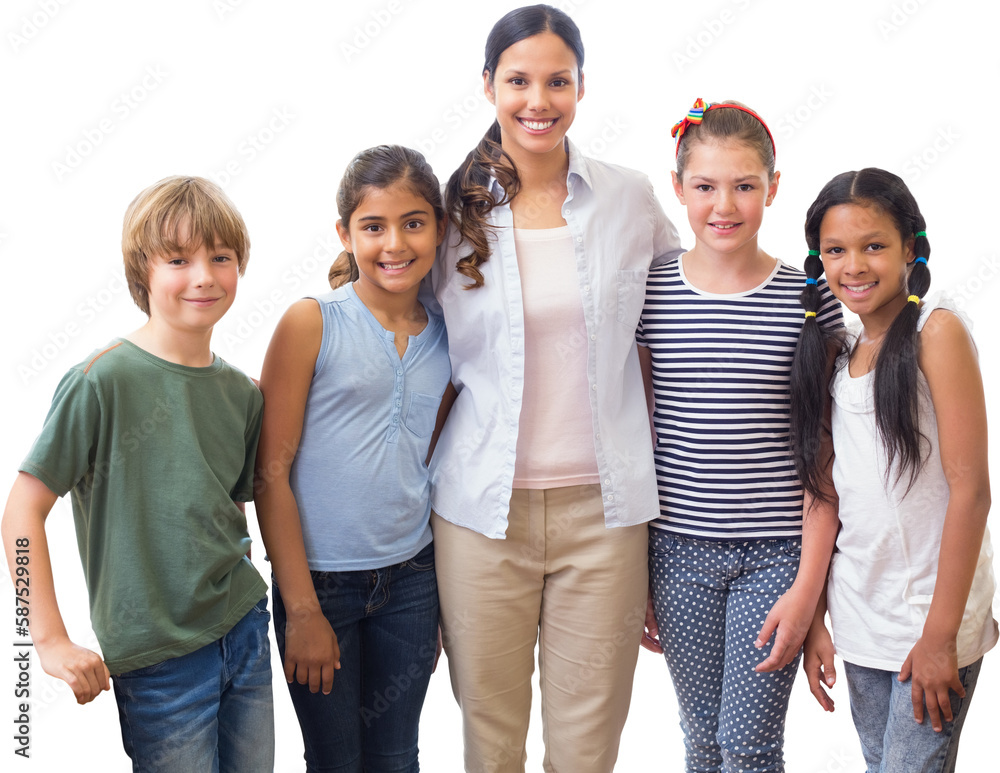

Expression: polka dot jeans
xmin=649 ymin=531 xmax=802 ymax=773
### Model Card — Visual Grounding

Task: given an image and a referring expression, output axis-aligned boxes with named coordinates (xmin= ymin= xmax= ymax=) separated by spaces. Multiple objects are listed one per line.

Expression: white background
xmin=2 ymin=0 xmax=998 ymax=770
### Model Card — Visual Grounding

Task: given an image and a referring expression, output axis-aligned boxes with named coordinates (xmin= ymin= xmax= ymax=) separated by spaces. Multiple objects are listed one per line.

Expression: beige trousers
xmin=432 ymin=485 xmax=649 ymax=773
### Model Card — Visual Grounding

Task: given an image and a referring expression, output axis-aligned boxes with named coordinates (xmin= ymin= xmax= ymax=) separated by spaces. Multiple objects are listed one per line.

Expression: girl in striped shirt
xmin=638 ymin=99 xmax=841 ymax=772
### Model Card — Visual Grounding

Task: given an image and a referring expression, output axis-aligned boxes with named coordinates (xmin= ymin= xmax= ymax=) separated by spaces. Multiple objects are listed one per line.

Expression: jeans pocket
xmin=780 ymin=538 xmax=803 ymax=558
xmin=250 ymin=596 xmax=271 ymax=621
xmin=403 ymin=542 xmax=435 ymax=571
xmin=648 ymin=529 xmax=680 ymax=558
xmin=115 ymin=659 xmax=168 ymax=680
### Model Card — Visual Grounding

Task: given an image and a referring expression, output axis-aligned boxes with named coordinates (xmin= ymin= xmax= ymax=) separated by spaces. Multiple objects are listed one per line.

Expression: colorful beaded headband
xmin=671 ymin=98 xmax=777 ymax=160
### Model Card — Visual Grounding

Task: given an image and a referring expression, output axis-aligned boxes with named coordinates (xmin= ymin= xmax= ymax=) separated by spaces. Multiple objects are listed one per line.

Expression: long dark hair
xmin=444 ymin=4 xmax=584 ymax=289
xmin=791 ymin=168 xmax=931 ymax=496
xmin=328 ymin=145 xmax=445 ymax=288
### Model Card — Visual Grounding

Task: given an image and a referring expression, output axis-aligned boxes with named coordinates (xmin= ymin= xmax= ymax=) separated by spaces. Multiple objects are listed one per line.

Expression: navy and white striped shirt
xmin=637 ymin=257 xmax=842 ymax=540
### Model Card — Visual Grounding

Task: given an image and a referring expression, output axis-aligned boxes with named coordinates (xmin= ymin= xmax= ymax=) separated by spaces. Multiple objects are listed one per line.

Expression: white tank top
xmin=827 ymin=293 xmax=997 ymax=670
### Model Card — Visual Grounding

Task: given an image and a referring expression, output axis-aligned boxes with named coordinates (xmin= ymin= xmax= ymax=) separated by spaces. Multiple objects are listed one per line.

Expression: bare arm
xmin=426 ymin=382 xmax=458 ymax=465
xmin=756 ymin=342 xmax=841 ymax=671
xmin=802 ymin=586 xmax=837 ymax=712
xmin=255 ymin=299 xmax=340 ymax=694
xmin=636 ymin=343 xmax=664 ymax=654
xmin=755 ymin=486 xmax=839 ymax=671
xmin=899 ymin=309 xmax=991 ymax=731
xmin=638 ymin=344 xmax=656 ymax=445
xmin=2 ymin=473 xmax=110 ymax=704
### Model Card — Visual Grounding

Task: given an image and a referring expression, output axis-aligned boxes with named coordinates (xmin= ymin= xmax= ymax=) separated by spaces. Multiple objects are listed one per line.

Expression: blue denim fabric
xmin=273 ymin=542 xmax=439 ymax=773
xmin=649 ymin=532 xmax=802 ymax=773
xmin=844 ymin=658 xmax=982 ymax=773
xmin=111 ymin=596 xmax=274 ymax=773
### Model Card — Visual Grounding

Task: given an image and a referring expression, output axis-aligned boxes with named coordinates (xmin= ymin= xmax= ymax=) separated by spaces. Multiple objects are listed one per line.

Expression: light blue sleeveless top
xmin=289 ymin=284 xmax=450 ymax=571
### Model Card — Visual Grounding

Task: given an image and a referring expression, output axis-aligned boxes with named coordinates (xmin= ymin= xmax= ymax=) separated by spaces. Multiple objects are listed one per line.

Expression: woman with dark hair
xmin=427 ymin=5 xmax=683 ymax=771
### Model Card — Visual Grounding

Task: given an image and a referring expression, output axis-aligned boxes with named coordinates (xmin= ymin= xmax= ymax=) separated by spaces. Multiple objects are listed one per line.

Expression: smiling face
xmin=672 ymin=138 xmax=778 ymax=261
xmin=485 ymin=31 xmax=583 ymax=168
xmin=144 ymin=220 xmax=239 ymax=334
xmin=336 ymin=183 xmax=446 ymax=305
xmin=819 ymin=202 xmax=915 ymax=327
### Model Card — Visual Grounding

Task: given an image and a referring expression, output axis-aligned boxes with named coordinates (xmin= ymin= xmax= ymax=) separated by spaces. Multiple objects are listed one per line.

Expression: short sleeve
xmin=20 ymin=368 xmax=101 ymax=497
xmin=636 ymin=314 xmax=647 ymax=347
xmin=231 ymin=385 xmax=263 ymax=502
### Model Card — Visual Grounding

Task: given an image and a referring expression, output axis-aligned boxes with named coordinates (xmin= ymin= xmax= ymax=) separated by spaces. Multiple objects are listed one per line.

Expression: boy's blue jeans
xmin=110 ymin=596 xmax=274 ymax=773
xmin=273 ymin=541 xmax=439 ymax=773
xmin=844 ymin=658 xmax=982 ymax=773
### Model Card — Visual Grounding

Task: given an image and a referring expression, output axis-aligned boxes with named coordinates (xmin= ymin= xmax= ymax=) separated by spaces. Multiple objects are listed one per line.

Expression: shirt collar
xmin=565 ymin=138 xmax=592 ymax=191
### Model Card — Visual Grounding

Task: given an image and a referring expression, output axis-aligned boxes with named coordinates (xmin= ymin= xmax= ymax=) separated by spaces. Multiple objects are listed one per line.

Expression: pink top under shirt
xmin=512 ymin=226 xmax=600 ymax=489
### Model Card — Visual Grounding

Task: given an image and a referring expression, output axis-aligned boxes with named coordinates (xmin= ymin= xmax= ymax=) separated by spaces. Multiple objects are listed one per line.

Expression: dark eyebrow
xmin=504 ymin=69 xmax=574 ymax=78
xmin=689 ymin=175 xmax=762 ymax=184
xmin=821 ymin=231 xmax=894 ymax=243
xmin=356 ymin=209 xmax=431 ymax=223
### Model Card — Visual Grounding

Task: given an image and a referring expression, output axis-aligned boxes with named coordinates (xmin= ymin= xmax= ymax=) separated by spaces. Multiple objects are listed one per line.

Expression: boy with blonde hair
xmin=1 ymin=176 xmax=273 ymax=772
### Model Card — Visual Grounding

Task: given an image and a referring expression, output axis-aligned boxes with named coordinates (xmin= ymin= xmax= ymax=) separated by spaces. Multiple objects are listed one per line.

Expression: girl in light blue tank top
xmin=255 ymin=145 xmax=452 ymax=772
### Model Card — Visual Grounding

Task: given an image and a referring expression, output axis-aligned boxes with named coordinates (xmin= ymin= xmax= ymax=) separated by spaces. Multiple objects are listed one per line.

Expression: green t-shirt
xmin=21 ymin=339 xmax=267 ymax=674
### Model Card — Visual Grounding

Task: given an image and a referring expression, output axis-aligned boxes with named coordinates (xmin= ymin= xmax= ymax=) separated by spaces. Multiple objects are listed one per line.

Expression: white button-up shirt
xmin=429 ymin=140 xmax=683 ymax=538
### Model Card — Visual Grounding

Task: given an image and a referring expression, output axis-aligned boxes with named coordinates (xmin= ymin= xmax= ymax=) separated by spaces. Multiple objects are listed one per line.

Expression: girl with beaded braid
xmin=786 ymin=168 xmax=996 ymax=772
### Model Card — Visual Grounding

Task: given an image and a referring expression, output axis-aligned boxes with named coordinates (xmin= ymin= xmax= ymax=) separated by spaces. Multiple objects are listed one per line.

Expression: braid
xmin=444 ymin=122 xmax=521 ymax=290
xmin=790 ymin=248 xmax=841 ymax=500
xmin=797 ymin=168 xmax=933 ymax=496
xmin=873 ymin=223 xmax=931 ymax=489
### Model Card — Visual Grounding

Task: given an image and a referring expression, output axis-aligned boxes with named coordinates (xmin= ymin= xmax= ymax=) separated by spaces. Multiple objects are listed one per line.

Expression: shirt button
xmin=576 ymin=236 xmax=583 ymax=243
xmin=563 ymin=209 xmax=571 ymax=217
xmin=592 ymin=385 xmax=597 ymax=391
xmin=396 ymin=400 xmax=401 ymax=407
xmin=606 ymin=494 xmax=614 ymax=502
xmin=604 ymin=479 xmax=611 ymax=485
xmin=583 ymin=285 xmax=590 ymax=292
xmin=396 ymin=369 xmax=403 ymax=376
xmin=590 ymin=334 xmax=596 ymax=341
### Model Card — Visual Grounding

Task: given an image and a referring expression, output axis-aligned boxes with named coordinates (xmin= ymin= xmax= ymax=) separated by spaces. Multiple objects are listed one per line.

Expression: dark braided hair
xmin=444 ymin=4 xmax=584 ymax=289
xmin=791 ymin=168 xmax=931 ymax=496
